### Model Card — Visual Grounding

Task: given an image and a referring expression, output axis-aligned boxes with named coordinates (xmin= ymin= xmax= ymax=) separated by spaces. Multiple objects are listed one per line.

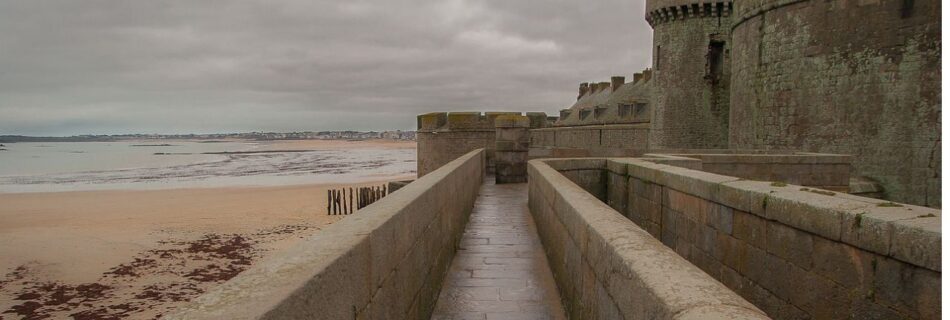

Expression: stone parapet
xmin=528 ymin=159 xmax=769 ymax=319
xmin=417 ymin=111 xmax=548 ymax=177
xmin=166 ymin=149 xmax=487 ymax=320
xmin=417 ymin=111 xmax=546 ymax=133
xmin=645 ymin=0 xmax=734 ymax=26
xmin=532 ymin=157 xmax=941 ymax=319
xmin=529 ymin=124 xmax=651 ymax=159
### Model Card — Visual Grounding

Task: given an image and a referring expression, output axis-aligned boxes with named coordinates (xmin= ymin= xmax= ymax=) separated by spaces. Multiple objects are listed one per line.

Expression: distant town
xmin=0 ymin=130 xmax=416 ymax=143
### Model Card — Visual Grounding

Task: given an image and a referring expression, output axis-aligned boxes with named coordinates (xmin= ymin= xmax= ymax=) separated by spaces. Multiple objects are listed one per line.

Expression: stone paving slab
xmin=431 ymin=181 xmax=566 ymax=320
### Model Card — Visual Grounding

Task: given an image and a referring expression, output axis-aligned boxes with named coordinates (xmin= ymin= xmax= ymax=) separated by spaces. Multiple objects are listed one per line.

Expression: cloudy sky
xmin=0 ymin=0 xmax=652 ymax=136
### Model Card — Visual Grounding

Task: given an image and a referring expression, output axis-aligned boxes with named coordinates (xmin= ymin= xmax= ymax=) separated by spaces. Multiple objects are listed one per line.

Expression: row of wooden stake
xmin=327 ymin=185 xmax=388 ymax=215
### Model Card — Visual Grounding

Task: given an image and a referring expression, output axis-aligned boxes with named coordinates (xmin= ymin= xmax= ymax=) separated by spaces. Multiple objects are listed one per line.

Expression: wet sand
xmin=0 ymin=140 xmax=416 ymax=319
xmin=260 ymin=138 xmax=416 ymax=151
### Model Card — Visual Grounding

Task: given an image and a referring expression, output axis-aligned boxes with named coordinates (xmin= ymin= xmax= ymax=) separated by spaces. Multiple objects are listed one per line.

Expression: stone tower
xmin=729 ymin=0 xmax=941 ymax=207
xmin=646 ymin=0 xmax=732 ymax=149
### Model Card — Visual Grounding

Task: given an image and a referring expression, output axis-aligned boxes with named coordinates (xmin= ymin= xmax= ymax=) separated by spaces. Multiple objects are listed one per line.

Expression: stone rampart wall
xmin=528 ymin=159 xmax=770 ymax=319
xmin=534 ymin=157 xmax=940 ymax=319
xmin=648 ymin=3 xmax=732 ymax=149
xmin=165 ymin=149 xmax=486 ymax=320
xmin=417 ymin=112 xmax=548 ymax=176
xmin=729 ymin=0 xmax=941 ymax=207
xmin=528 ymin=124 xmax=650 ymax=159
xmin=643 ymin=152 xmax=853 ymax=192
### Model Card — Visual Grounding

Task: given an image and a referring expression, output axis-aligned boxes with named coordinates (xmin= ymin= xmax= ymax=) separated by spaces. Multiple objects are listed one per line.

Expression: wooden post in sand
xmin=349 ymin=187 xmax=354 ymax=214
xmin=327 ymin=190 xmax=331 ymax=215
xmin=340 ymin=188 xmax=350 ymax=215
xmin=334 ymin=189 xmax=340 ymax=215
xmin=332 ymin=189 xmax=338 ymax=215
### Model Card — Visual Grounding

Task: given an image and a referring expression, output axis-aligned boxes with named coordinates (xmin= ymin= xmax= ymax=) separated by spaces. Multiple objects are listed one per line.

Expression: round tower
xmin=646 ymin=0 xmax=732 ymax=149
xmin=730 ymin=0 xmax=940 ymax=207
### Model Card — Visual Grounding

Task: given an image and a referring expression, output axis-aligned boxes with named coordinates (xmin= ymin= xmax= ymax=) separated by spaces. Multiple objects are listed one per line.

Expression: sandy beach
xmin=0 ymin=139 xmax=416 ymax=319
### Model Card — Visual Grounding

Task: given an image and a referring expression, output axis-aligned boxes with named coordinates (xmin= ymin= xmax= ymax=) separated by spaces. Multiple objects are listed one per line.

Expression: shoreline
xmin=0 ymin=139 xmax=418 ymax=194
xmin=0 ymin=176 xmax=414 ymax=319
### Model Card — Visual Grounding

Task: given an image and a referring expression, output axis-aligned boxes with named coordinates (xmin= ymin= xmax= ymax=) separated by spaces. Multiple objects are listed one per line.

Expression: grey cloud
xmin=0 ymin=0 xmax=652 ymax=135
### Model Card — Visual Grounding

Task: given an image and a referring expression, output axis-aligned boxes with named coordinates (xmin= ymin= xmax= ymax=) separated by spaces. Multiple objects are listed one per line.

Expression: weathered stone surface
xmin=533 ymin=157 xmax=940 ymax=320
xmin=528 ymin=159 xmax=769 ymax=320
xmin=733 ymin=210 xmax=766 ymax=248
xmin=648 ymin=0 xmax=731 ymax=149
xmin=730 ymin=0 xmax=941 ymax=208
xmin=765 ymin=222 xmax=814 ymax=270
xmin=493 ymin=114 xmax=530 ymax=128
xmin=431 ymin=182 xmax=566 ymax=320
xmin=890 ymin=216 xmax=941 ymax=272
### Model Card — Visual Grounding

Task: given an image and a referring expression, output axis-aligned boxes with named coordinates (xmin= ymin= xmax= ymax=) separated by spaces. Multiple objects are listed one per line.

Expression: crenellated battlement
xmin=416 ymin=111 xmax=550 ymax=176
xmin=417 ymin=111 xmax=550 ymax=132
xmin=645 ymin=1 xmax=733 ymax=26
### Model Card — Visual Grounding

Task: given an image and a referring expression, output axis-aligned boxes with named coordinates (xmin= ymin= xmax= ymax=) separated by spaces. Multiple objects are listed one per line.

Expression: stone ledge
xmin=528 ymin=159 xmax=770 ymax=320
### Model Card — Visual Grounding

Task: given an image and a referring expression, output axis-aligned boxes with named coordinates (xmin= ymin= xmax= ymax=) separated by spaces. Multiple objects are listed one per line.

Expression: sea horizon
xmin=0 ymin=139 xmax=417 ymax=193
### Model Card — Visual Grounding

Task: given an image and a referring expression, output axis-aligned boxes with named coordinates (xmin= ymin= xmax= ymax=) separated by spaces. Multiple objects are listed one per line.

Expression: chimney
xmin=578 ymin=82 xmax=589 ymax=100
xmin=598 ymin=82 xmax=610 ymax=92
xmin=633 ymin=73 xmax=643 ymax=83
xmin=611 ymin=76 xmax=625 ymax=92
xmin=643 ymin=69 xmax=653 ymax=82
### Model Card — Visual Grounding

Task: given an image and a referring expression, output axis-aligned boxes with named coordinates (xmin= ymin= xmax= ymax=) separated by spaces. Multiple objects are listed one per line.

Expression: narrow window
xmin=901 ymin=0 xmax=915 ymax=18
xmin=656 ymin=46 xmax=662 ymax=70
xmin=707 ymin=40 xmax=725 ymax=83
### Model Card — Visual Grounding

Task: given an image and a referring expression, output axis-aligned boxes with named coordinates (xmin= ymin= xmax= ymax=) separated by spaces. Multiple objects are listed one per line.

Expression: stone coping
xmin=531 ymin=123 xmax=650 ymax=131
xmin=528 ymin=159 xmax=770 ymax=319
xmin=544 ymin=157 xmax=941 ymax=273
xmin=165 ymin=149 xmax=486 ymax=320
xmin=644 ymin=152 xmax=852 ymax=164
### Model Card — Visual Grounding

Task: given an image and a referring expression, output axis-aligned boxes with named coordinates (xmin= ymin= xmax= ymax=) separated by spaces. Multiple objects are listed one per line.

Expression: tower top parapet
xmin=645 ymin=0 xmax=733 ymax=27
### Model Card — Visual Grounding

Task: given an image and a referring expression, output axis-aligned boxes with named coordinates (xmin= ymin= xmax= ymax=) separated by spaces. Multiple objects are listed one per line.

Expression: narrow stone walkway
xmin=431 ymin=181 xmax=566 ymax=320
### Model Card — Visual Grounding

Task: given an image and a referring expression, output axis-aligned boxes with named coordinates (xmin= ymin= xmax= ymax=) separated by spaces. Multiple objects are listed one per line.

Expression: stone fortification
xmin=647 ymin=0 xmax=733 ymax=149
xmin=531 ymin=157 xmax=940 ymax=320
xmin=494 ymin=115 xmax=531 ymax=184
xmin=529 ymin=124 xmax=651 ymax=159
xmin=416 ymin=111 xmax=549 ymax=177
xmin=528 ymin=158 xmax=770 ymax=319
xmin=556 ymin=70 xmax=653 ymax=127
xmin=729 ymin=0 xmax=941 ymax=207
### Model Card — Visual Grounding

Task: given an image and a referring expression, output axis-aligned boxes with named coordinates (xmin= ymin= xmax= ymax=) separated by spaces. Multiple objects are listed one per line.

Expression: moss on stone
xmin=876 ymin=202 xmax=903 ymax=207
xmin=808 ymin=189 xmax=836 ymax=196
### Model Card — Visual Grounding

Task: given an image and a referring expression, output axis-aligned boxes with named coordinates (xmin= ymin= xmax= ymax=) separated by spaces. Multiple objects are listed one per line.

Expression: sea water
xmin=0 ymin=141 xmax=416 ymax=192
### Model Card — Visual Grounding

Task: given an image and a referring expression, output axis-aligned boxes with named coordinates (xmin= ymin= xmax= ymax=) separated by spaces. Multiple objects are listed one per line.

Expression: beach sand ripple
xmin=1 ymin=224 xmax=318 ymax=320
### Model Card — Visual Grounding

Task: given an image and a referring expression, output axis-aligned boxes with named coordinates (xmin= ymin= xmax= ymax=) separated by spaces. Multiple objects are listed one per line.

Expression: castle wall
xmin=528 ymin=124 xmax=651 ymax=159
xmin=417 ymin=112 xmax=549 ymax=177
xmin=647 ymin=1 xmax=733 ymax=149
xmin=528 ymin=159 xmax=769 ymax=319
xmin=729 ymin=0 xmax=941 ymax=207
xmin=532 ymin=157 xmax=941 ymax=320
xmin=642 ymin=151 xmax=853 ymax=192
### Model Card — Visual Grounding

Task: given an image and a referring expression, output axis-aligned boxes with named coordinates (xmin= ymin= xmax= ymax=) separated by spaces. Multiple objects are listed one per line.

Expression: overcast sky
xmin=0 ymin=0 xmax=652 ymax=136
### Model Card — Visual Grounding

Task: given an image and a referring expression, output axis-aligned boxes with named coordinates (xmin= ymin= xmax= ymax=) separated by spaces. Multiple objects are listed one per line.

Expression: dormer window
xmin=618 ymin=104 xmax=634 ymax=117
xmin=594 ymin=106 xmax=607 ymax=118
xmin=579 ymin=108 xmax=592 ymax=120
